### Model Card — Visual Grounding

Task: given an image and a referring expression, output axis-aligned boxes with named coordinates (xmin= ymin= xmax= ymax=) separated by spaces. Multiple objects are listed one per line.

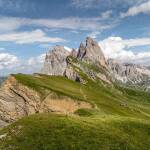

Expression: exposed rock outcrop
xmin=77 ymin=43 xmax=86 ymax=60
xmin=41 ymin=37 xmax=150 ymax=89
xmin=64 ymin=37 xmax=110 ymax=84
xmin=0 ymin=75 xmax=41 ymax=122
xmin=42 ymin=37 xmax=109 ymax=84
xmin=0 ymin=75 xmax=92 ymax=124
xmin=64 ymin=65 xmax=80 ymax=82
xmin=108 ymin=59 xmax=150 ymax=90
xmin=77 ymin=37 xmax=108 ymax=68
xmin=108 ymin=59 xmax=137 ymax=82
xmin=42 ymin=46 xmax=70 ymax=76
xmin=40 ymin=93 xmax=91 ymax=114
xmin=70 ymin=48 xmax=77 ymax=58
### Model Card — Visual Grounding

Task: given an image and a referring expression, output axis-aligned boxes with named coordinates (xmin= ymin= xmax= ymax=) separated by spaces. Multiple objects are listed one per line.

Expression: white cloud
xmin=1 ymin=53 xmax=46 ymax=75
xmin=0 ymin=16 xmax=116 ymax=33
xmin=64 ymin=46 xmax=72 ymax=52
xmin=124 ymin=38 xmax=150 ymax=47
xmin=99 ymin=36 xmax=150 ymax=65
xmin=0 ymin=29 xmax=65 ymax=44
xmin=121 ymin=1 xmax=150 ymax=18
xmin=71 ymin=0 xmax=99 ymax=9
xmin=100 ymin=37 xmax=125 ymax=58
xmin=71 ymin=0 xmax=148 ymax=9
xmin=28 ymin=53 xmax=45 ymax=67
xmin=0 ymin=17 xmax=24 ymax=32
xmin=88 ymin=31 xmax=101 ymax=39
xmin=0 ymin=53 xmax=19 ymax=70
xmin=28 ymin=17 xmax=114 ymax=31
xmin=100 ymin=10 xmax=112 ymax=19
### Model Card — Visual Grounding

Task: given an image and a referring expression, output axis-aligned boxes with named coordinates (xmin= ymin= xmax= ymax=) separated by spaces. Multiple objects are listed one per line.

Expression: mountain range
xmin=0 ymin=37 xmax=150 ymax=149
xmin=42 ymin=37 xmax=150 ymax=91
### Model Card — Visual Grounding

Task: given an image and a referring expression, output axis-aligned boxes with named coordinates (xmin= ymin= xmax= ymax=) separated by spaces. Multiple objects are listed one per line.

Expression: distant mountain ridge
xmin=108 ymin=59 xmax=150 ymax=91
xmin=42 ymin=46 xmax=70 ymax=76
xmin=42 ymin=37 xmax=150 ymax=91
xmin=42 ymin=37 xmax=111 ymax=84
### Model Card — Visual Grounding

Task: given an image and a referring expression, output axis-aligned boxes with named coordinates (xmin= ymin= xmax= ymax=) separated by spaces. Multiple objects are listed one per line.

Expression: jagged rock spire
xmin=77 ymin=42 xmax=86 ymax=59
xmin=42 ymin=37 xmax=108 ymax=80
xmin=42 ymin=46 xmax=70 ymax=75
xmin=86 ymin=37 xmax=97 ymax=47
xmin=77 ymin=37 xmax=108 ymax=68
xmin=70 ymin=48 xmax=77 ymax=58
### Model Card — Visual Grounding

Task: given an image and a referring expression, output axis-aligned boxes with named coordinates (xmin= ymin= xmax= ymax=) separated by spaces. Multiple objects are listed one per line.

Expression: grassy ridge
xmin=0 ymin=73 xmax=150 ymax=149
xmin=13 ymin=74 xmax=150 ymax=118
xmin=0 ymin=114 xmax=150 ymax=150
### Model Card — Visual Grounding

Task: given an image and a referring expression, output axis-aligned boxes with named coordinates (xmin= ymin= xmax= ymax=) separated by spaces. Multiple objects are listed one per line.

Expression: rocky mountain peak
xmin=42 ymin=46 xmax=70 ymax=76
xmin=108 ymin=59 xmax=138 ymax=77
xmin=49 ymin=45 xmax=69 ymax=56
xmin=70 ymin=49 xmax=77 ymax=58
xmin=108 ymin=59 xmax=150 ymax=89
xmin=41 ymin=37 xmax=150 ymax=91
xmin=86 ymin=37 xmax=97 ymax=47
xmin=42 ymin=37 xmax=110 ymax=84
xmin=77 ymin=42 xmax=86 ymax=59
xmin=77 ymin=37 xmax=108 ymax=68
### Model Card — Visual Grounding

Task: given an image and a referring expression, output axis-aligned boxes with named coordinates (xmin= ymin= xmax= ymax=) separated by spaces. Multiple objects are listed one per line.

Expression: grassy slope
xmin=12 ymin=74 xmax=150 ymax=118
xmin=0 ymin=114 xmax=150 ymax=150
xmin=0 ymin=73 xmax=150 ymax=149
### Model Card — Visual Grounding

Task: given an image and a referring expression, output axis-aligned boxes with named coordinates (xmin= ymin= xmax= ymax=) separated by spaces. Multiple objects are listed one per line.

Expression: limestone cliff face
xmin=77 ymin=37 xmax=108 ymax=69
xmin=64 ymin=37 xmax=111 ymax=84
xmin=42 ymin=46 xmax=70 ymax=76
xmin=0 ymin=75 xmax=41 ymax=122
xmin=42 ymin=37 xmax=109 ymax=84
xmin=77 ymin=43 xmax=86 ymax=60
xmin=108 ymin=59 xmax=150 ymax=90
xmin=70 ymin=49 xmax=77 ymax=58
xmin=0 ymin=75 xmax=92 ymax=123
xmin=108 ymin=59 xmax=139 ymax=78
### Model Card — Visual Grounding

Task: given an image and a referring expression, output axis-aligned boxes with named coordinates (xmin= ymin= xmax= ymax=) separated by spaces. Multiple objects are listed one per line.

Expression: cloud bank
xmin=0 ymin=29 xmax=65 ymax=44
xmin=0 ymin=53 xmax=19 ymax=70
xmin=121 ymin=1 xmax=150 ymax=17
xmin=0 ymin=16 xmax=116 ymax=33
xmin=100 ymin=36 xmax=150 ymax=65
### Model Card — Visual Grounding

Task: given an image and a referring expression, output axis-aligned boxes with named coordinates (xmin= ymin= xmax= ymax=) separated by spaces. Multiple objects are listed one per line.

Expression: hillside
xmin=11 ymin=73 xmax=150 ymax=118
xmin=0 ymin=37 xmax=150 ymax=149
xmin=0 ymin=73 xmax=150 ymax=149
xmin=0 ymin=113 xmax=150 ymax=150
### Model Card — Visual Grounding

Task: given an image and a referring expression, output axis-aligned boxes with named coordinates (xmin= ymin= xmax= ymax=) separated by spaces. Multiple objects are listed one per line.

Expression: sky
xmin=0 ymin=0 xmax=150 ymax=76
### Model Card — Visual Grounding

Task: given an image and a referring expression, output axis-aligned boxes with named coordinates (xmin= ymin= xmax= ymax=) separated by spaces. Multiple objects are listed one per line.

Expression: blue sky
xmin=0 ymin=0 xmax=150 ymax=75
